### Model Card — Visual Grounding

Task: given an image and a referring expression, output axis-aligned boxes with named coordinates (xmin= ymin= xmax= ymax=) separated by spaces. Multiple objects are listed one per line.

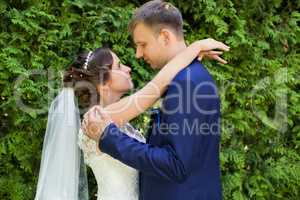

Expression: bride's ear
xmin=97 ymin=82 xmax=110 ymax=93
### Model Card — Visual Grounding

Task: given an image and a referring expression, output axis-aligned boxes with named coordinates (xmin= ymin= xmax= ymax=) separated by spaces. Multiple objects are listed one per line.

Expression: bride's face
xmin=108 ymin=51 xmax=134 ymax=93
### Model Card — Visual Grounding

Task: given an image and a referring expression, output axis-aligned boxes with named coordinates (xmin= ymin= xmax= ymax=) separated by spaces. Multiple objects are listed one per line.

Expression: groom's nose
xmin=135 ymin=47 xmax=143 ymax=59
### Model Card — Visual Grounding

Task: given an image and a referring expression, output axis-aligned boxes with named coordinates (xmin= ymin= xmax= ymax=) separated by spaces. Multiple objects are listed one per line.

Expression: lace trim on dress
xmin=78 ymin=123 xmax=145 ymax=166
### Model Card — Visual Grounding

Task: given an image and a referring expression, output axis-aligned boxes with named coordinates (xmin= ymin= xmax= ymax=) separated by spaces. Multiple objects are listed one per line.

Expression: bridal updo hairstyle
xmin=63 ymin=47 xmax=113 ymax=111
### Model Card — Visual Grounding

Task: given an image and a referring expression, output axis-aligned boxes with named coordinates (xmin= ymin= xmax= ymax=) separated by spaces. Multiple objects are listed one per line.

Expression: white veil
xmin=35 ymin=87 xmax=88 ymax=200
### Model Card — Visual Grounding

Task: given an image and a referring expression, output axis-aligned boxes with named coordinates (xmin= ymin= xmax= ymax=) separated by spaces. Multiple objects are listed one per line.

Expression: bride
xmin=34 ymin=39 xmax=228 ymax=200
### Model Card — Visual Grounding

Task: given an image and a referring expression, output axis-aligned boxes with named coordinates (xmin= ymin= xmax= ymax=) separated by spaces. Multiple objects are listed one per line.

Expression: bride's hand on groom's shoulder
xmin=82 ymin=106 xmax=113 ymax=141
xmin=194 ymin=38 xmax=230 ymax=64
xmin=198 ymin=50 xmax=228 ymax=64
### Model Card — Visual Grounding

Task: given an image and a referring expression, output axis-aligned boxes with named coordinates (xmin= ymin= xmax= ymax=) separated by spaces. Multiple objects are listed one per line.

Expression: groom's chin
xmin=150 ymin=63 xmax=162 ymax=70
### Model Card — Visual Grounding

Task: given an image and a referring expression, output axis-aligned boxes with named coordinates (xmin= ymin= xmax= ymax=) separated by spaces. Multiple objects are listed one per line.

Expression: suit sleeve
xmin=99 ymin=78 xmax=218 ymax=183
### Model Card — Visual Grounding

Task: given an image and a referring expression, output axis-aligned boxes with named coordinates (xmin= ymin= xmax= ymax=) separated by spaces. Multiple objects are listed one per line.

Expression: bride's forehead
xmin=110 ymin=51 xmax=119 ymax=61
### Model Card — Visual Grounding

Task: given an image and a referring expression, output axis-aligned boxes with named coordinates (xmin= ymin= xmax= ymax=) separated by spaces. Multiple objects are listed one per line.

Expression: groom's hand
xmin=82 ymin=106 xmax=113 ymax=141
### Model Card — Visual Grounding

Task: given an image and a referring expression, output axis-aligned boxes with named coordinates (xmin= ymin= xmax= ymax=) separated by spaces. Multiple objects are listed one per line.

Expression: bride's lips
xmin=126 ymin=74 xmax=132 ymax=80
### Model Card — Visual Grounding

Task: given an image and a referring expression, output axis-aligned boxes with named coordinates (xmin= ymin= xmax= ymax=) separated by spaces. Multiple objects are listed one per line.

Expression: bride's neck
xmin=99 ymin=90 xmax=123 ymax=107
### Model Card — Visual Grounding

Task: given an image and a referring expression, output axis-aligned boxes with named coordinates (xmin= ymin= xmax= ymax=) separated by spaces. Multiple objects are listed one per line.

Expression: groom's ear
xmin=158 ymin=28 xmax=172 ymax=46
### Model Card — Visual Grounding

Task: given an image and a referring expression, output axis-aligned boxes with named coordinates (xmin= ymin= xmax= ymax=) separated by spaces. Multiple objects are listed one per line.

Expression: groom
xmin=84 ymin=1 xmax=222 ymax=199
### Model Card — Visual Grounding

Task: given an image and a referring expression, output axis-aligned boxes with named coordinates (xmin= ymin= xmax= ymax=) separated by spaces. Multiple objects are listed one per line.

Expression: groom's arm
xmin=99 ymin=78 xmax=219 ymax=183
xmin=100 ymin=123 xmax=191 ymax=183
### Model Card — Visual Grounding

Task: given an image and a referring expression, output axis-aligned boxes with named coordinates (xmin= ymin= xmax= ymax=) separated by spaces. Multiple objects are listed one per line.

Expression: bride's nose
xmin=123 ymin=65 xmax=131 ymax=74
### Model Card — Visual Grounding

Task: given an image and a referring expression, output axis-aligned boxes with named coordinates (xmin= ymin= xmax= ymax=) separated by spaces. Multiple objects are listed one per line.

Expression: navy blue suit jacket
xmin=99 ymin=60 xmax=222 ymax=200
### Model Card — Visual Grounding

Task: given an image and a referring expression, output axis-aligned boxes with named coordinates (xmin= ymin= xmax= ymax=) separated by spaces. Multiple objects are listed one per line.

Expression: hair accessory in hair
xmin=83 ymin=51 xmax=92 ymax=70
xmin=164 ymin=3 xmax=170 ymax=9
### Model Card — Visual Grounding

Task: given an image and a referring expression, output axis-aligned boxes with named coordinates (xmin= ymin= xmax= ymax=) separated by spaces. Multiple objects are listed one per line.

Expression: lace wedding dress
xmin=78 ymin=123 xmax=145 ymax=200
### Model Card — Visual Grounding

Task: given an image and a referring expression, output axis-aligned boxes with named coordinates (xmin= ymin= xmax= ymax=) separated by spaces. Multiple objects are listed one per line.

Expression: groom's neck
xmin=163 ymin=41 xmax=187 ymax=67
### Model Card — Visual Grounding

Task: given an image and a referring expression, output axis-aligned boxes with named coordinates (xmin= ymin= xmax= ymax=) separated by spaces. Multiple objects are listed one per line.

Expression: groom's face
xmin=133 ymin=23 xmax=168 ymax=69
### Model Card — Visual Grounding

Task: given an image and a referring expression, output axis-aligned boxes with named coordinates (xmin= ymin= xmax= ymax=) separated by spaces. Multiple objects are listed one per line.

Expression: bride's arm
xmin=104 ymin=39 xmax=229 ymax=125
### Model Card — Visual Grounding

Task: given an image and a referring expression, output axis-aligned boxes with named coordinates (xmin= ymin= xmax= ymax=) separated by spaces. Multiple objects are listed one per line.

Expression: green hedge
xmin=0 ymin=0 xmax=299 ymax=199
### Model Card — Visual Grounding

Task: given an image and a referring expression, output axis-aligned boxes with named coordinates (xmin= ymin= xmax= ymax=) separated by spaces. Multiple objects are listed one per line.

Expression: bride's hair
xmin=63 ymin=47 xmax=113 ymax=111
xmin=35 ymin=49 xmax=112 ymax=199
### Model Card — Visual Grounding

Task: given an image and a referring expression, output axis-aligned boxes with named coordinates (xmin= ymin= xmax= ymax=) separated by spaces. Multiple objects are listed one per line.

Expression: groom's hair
xmin=129 ymin=0 xmax=184 ymax=39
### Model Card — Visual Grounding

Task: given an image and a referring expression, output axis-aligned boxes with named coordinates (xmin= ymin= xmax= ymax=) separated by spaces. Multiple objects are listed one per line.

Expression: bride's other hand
xmin=196 ymin=38 xmax=230 ymax=52
xmin=82 ymin=106 xmax=113 ymax=141
xmin=198 ymin=50 xmax=228 ymax=64
xmin=191 ymin=38 xmax=230 ymax=64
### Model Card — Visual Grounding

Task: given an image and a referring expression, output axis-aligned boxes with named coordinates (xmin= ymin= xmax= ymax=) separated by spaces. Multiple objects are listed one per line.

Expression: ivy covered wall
xmin=0 ymin=0 xmax=299 ymax=199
